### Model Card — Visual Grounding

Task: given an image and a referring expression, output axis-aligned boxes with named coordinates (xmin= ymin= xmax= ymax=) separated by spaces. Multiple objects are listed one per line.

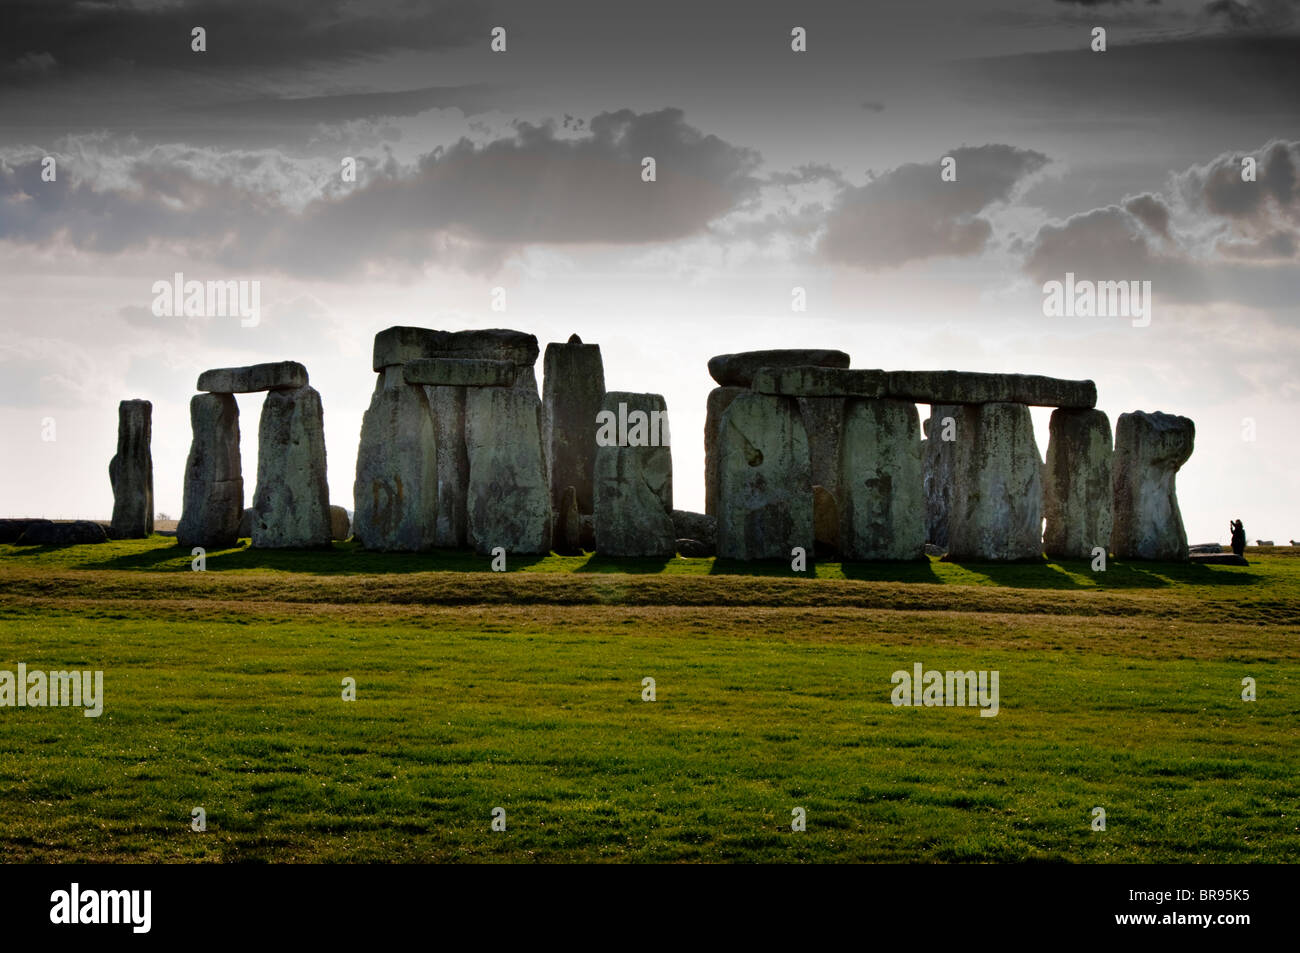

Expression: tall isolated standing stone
xmin=177 ymin=393 xmax=243 ymax=550
xmin=715 ymin=392 xmax=813 ymax=560
xmin=543 ymin=334 xmax=605 ymax=518
xmin=464 ymin=385 xmax=551 ymax=555
xmin=109 ymin=399 xmax=154 ymax=538
xmin=251 ymin=385 xmax=331 ymax=548
xmin=922 ymin=404 xmax=961 ymax=548
xmin=838 ymin=399 xmax=925 ymax=561
xmin=1043 ymin=408 xmax=1113 ymax=559
xmin=352 ymin=368 xmax=438 ymax=551
xmin=1112 ymin=411 xmax=1194 ymax=561
xmin=946 ymin=402 xmax=1043 ymax=561
xmin=593 ymin=392 xmax=675 ymax=557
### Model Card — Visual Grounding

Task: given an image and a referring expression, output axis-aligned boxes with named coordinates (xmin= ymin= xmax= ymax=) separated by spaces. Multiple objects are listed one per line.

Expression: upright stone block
xmin=177 ymin=393 xmax=243 ymax=550
xmin=947 ymin=402 xmax=1043 ymax=561
xmin=704 ymin=386 xmax=745 ymax=516
xmin=464 ymin=386 xmax=551 ymax=555
xmin=1112 ymin=411 xmax=1194 ymax=561
xmin=593 ymin=392 xmax=674 ymax=557
xmin=427 ymin=384 xmax=469 ymax=548
xmin=838 ymin=399 xmax=925 ymax=561
xmin=543 ymin=335 xmax=605 ymax=516
xmin=797 ymin=396 xmax=847 ymax=503
xmin=109 ymin=399 xmax=153 ymax=538
xmin=1043 ymin=409 xmax=1113 ymax=559
xmin=251 ymin=385 xmax=331 ymax=549
xmin=922 ymin=405 xmax=961 ymax=547
xmin=715 ymin=393 xmax=813 ymax=560
xmin=352 ymin=372 xmax=438 ymax=551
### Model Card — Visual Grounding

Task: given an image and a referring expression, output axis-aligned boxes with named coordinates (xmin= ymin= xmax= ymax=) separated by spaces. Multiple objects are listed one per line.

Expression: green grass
xmin=0 ymin=538 xmax=1296 ymax=862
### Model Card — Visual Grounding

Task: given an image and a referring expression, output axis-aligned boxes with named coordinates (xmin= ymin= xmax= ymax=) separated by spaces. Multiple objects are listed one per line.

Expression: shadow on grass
xmin=947 ymin=557 xmax=1262 ymax=590
xmin=575 ymin=554 xmax=676 ymax=574
xmin=839 ymin=559 xmax=942 ymax=584
xmin=708 ymin=557 xmax=837 ymax=578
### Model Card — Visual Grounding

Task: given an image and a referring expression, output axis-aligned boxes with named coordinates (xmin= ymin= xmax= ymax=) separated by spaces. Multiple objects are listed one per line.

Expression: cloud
xmin=817 ymin=145 xmax=1049 ymax=269
xmin=1203 ymin=0 xmax=1299 ymax=30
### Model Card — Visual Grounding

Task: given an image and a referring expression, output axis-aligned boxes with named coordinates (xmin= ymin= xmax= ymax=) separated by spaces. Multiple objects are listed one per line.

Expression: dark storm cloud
xmin=1123 ymin=193 xmax=1172 ymax=238
xmin=0 ymin=0 xmax=488 ymax=84
xmin=0 ymin=108 xmax=763 ymax=275
xmin=817 ymin=145 xmax=1049 ymax=269
xmin=1203 ymin=0 xmax=1299 ymax=29
xmin=195 ymin=86 xmax=502 ymax=124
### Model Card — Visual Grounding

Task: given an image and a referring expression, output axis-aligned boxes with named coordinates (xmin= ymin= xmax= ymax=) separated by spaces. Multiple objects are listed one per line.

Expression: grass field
xmin=1 ymin=537 xmax=1297 ymax=862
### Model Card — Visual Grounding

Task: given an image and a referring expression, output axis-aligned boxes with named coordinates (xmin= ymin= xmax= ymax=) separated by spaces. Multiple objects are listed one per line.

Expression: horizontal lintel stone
xmin=884 ymin=371 xmax=1096 ymax=408
xmin=403 ymin=358 xmax=516 ymax=388
xmin=751 ymin=366 xmax=888 ymax=398
xmin=196 ymin=361 xmax=308 ymax=394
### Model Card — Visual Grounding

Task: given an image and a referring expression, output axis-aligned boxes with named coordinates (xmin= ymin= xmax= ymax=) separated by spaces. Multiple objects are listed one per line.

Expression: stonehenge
xmin=109 ymin=399 xmax=153 ymax=539
xmin=151 ymin=329 xmax=1196 ymax=566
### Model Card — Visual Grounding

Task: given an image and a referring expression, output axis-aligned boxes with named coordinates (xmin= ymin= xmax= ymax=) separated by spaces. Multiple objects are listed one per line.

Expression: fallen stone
xmin=709 ymin=349 xmax=850 ymax=387
xmin=676 ymin=538 xmax=712 ymax=558
xmin=922 ymin=405 xmax=961 ymax=547
xmin=671 ymin=510 xmax=716 ymax=547
xmin=593 ymin=392 xmax=675 ymax=557
xmin=924 ymin=543 xmax=946 ymax=558
xmin=1188 ymin=543 xmax=1222 ymax=554
xmin=555 ymin=485 xmax=582 ymax=555
xmin=813 ymin=485 xmax=839 ymax=557
xmin=17 ymin=520 xmax=107 ymax=545
xmin=1043 ymin=408 xmax=1113 ymax=559
xmin=946 ymin=402 xmax=1044 ymax=561
xmin=197 ymin=361 xmax=308 ymax=394
xmin=752 ymin=367 xmax=887 ymax=398
xmin=372 ymin=326 xmax=451 ymax=371
xmin=251 ymin=385 xmax=332 ymax=549
xmin=0 ymin=519 xmax=50 ymax=544
xmin=109 ymin=399 xmax=154 ymax=539
xmin=464 ymin=385 xmax=552 ymax=555
xmin=403 ymin=358 xmax=516 ymax=388
xmin=704 ymin=386 xmax=746 ymax=516
xmin=715 ymin=393 xmax=813 ymax=560
xmin=884 ymin=371 xmax=1096 ymax=408
xmin=1190 ymin=553 xmax=1248 ymax=566
xmin=330 ymin=505 xmax=351 ymax=541
xmin=177 ymin=393 xmax=243 ymax=550
xmin=1111 ymin=411 xmax=1194 ymax=561
xmin=1256 ymin=540 xmax=1275 ymax=547
xmin=838 ymin=399 xmax=926 ymax=560
xmin=352 ymin=378 xmax=438 ymax=552
xmin=543 ymin=337 xmax=606 ymax=517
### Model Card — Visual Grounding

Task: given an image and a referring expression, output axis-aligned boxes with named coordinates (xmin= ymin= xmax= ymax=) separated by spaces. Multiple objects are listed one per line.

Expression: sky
xmin=1 ymin=0 xmax=1297 ymax=545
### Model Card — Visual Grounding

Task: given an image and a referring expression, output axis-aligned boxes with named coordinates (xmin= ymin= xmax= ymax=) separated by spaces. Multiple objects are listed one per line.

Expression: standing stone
xmin=109 ymin=399 xmax=153 ymax=538
xmin=715 ymin=393 xmax=813 ymax=560
xmin=593 ymin=392 xmax=675 ymax=557
xmin=177 ymin=393 xmax=243 ymax=550
xmin=330 ymin=505 xmax=351 ymax=541
xmin=1112 ymin=411 xmax=1194 ymax=561
xmin=352 ymin=371 xmax=438 ymax=552
xmin=947 ymin=403 xmax=1043 ymax=561
xmin=812 ymin=485 xmax=839 ymax=557
xmin=543 ymin=335 xmax=605 ymax=517
xmin=251 ymin=385 xmax=331 ymax=549
xmin=1043 ymin=409 xmax=1113 ymax=559
xmin=464 ymin=385 xmax=551 ymax=555
xmin=838 ymin=399 xmax=925 ymax=561
xmin=798 ymin=397 xmax=847 ymax=504
xmin=704 ymin=386 xmax=746 ymax=515
xmin=555 ymin=485 xmax=583 ymax=555
xmin=922 ymin=404 xmax=961 ymax=547
xmin=426 ymin=384 xmax=469 ymax=548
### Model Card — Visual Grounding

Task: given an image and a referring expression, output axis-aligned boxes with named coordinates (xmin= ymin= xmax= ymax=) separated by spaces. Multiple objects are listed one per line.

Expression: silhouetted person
xmin=1230 ymin=519 xmax=1246 ymax=557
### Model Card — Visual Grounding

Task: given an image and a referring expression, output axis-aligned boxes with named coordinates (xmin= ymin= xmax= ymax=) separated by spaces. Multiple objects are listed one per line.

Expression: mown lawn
xmin=0 ymin=538 xmax=1296 ymax=862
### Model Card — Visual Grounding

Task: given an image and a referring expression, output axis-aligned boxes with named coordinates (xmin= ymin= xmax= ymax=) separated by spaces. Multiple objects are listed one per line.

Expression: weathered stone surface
xmin=676 ymin=538 xmax=712 ymax=558
xmin=813 ymin=485 xmax=839 ymax=557
xmin=18 ymin=520 xmax=107 ymax=545
xmin=330 ymin=505 xmax=351 ymax=541
xmin=1191 ymin=553 xmax=1248 ymax=565
xmin=715 ymin=393 xmax=813 ymax=560
xmin=543 ymin=337 xmax=605 ymax=516
xmin=671 ymin=510 xmax=716 ymax=547
xmin=1043 ymin=408 xmax=1113 ymax=558
xmin=797 ymin=396 xmax=847 ymax=500
xmin=838 ymin=399 xmax=925 ymax=561
xmin=1112 ymin=411 xmax=1194 ymax=561
xmin=946 ymin=402 xmax=1044 ymax=561
xmin=109 ymin=399 xmax=153 ymax=538
xmin=593 ymin=392 xmax=675 ymax=557
xmin=579 ymin=514 xmax=596 ymax=551
xmin=0 ymin=519 xmax=49 ymax=543
xmin=237 ymin=507 xmax=254 ymax=539
xmin=709 ymin=349 xmax=850 ymax=387
xmin=251 ymin=385 xmax=331 ymax=549
xmin=178 ymin=393 xmax=243 ymax=550
xmin=442 ymin=329 xmax=540 ymax=367
xmin=924 ymin=543 xmax=946 ymax=558
xmin=425 ymin=384 xmax=468 ymax=547
xmin=464 ymin=385 xmax=551 ymax=555
xmin=554 ymin=485 xmax=582 ymax=555
xmin=922 ymin=405 xmax=961 ymax=547
xmin=197 ymin=361 xmax=308 ymax=394
xmin=704 ymin=386 xmax=746 ymax=516
xmin=1189 ymin=543 xmax=1222 ymax=554
xmin=372 ymin=326 xmax=450 ymax=372
xmin=352 ymin=379 xmax=437 ymax=551
xmin=884 ymin=371 xmax=1095 ymax=408
xmin=752 ymin=367 xmax=886 ymax=398
xmin=403 ymin=358 xmax=515 ymax=388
